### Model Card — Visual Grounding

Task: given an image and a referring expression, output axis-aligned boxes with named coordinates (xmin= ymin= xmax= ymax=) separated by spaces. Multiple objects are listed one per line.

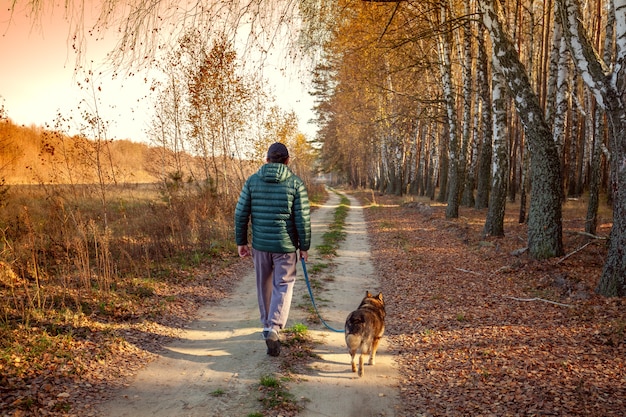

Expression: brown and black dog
xmin=344 ymin=291 xmax=385 ymax=377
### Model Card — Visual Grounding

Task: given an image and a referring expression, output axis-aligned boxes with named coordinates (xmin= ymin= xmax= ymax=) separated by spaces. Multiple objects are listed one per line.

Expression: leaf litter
xmin=362 ymin=193 xmax=625 ymax=416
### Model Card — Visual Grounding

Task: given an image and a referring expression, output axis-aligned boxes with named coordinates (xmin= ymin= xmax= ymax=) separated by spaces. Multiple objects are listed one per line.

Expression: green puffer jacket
xmin=234 ymin=163 xmax=311 ymax=253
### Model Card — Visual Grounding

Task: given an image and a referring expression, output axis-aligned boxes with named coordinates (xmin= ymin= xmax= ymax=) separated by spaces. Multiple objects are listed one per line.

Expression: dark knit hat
xmin=267 ymin=142 xmax=289 ymax=162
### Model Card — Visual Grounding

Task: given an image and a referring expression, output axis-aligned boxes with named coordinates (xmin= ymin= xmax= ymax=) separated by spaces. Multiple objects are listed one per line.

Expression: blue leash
xmin=300 ymin=258 xmax=345 ymax=333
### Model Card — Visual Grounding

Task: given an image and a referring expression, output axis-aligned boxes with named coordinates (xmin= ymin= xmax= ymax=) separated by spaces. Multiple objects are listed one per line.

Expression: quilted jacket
xmin=234 ymin=163 xmax=311 ymax=253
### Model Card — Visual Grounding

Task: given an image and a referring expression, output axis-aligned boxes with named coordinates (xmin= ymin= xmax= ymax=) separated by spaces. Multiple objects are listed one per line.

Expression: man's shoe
xmin=265 ymin=329 xmax=281 ymax=357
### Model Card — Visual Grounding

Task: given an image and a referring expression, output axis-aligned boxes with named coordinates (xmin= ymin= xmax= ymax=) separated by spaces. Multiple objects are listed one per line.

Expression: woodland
xmin=308 ymin=0 xmax=626 ymax=295
xmin=1 ymin=0 xmax=626 ymax=415
xmin=3 ymin=0 xmax=626 ymax=291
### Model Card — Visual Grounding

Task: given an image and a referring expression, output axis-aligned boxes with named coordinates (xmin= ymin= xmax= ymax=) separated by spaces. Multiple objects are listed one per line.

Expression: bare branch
xmin=556 ymin=241 xmax=594 ymax=265
xmin=503 ymin=296 xmax=573 ymax=308
xmin=10 ymin=0 xmax=309 ymax=72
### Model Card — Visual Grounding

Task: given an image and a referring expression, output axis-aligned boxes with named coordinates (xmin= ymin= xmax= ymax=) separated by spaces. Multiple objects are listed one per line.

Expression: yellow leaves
xmin=12 ymin=354 xmax=22 ymax=366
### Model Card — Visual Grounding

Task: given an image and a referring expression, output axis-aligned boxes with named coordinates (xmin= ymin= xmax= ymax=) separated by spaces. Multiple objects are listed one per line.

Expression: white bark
xmin=557 ymin=0 xmax=626 ymax=294
xmin=483 ymin=67 xmax=508 ymax=237
xmin=613 ymin=0 xmax=626 ymax=86
xmin=478 ymin=0 xmax=563 ymax=258
xmin=557 ymin=0 xmax=611 ymax=107
xmin=437 ymin=5 xmax=461 ymax=218
xmin=461 ymin=1 xmax=475 ymax=206
xmin=553 ymin=34 xmax=571 ymax=160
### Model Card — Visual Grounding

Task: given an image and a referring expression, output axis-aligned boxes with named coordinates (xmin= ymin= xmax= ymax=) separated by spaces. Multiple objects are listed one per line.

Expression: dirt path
xmin=96 ymin=189 xmax=399 ymax=417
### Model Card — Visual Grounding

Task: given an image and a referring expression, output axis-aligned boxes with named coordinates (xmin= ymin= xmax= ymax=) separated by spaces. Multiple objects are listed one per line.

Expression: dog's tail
xmin=345 ymin=333 xmax=361 ymax=352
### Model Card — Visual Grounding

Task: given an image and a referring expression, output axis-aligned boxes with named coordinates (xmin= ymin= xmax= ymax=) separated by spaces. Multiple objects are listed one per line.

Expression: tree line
xmin=307 ymin=0 xmax=625 ymax=296
xmin=9 ymin=0 xmax=625 ymax=296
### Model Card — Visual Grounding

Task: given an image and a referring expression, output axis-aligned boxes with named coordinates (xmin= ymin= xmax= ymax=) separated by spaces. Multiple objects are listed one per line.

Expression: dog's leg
xmin=358 ymin=353 xmax=364 ymax=377
xmin=350 ymin=352 xmax=357 ymax=372
xmin=369 ymin=336 xmax=382 ymax=366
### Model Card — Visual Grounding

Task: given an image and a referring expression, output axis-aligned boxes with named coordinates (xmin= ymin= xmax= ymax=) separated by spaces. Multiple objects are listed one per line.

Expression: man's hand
xmin=238 ymin=245 xmax=251 ymax=258
xmin=299 ymin=250 xmax=308 ymax=262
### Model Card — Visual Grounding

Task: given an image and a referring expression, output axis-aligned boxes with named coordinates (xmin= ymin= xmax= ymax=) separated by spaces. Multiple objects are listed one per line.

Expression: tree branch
xmin=504 ymin=296 xmax=573 ymax=308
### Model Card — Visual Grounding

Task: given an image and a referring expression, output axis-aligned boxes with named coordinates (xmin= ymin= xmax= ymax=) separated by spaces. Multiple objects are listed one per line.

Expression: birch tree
xmin=474 ymin=26 xmax=493 ymax=210
xmin=586 ymin=2 xmax=615 ymax=235
xmin=460 ymin=1 xmax=477 ymax=208
xmin=437 ymin=5 xmax=463 ymax=219
xmin=478 ymin=0 xmax=564 ymax=259
xmin=556 ymin=0 xmax=626 ymax=296
xmin=553 ymin=20 xmax=572 ymax=194
xmin=483 ymin=68 xmax=508 ymax=237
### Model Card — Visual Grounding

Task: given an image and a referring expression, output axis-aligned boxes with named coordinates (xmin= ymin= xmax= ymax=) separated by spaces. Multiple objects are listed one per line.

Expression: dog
xmin=344 ymin=291 xmax=385 ymax=377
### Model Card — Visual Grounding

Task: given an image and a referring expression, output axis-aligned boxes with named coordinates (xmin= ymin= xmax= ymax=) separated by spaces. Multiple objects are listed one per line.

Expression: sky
xmin=0 ymin=5 xmax=317 ymax=144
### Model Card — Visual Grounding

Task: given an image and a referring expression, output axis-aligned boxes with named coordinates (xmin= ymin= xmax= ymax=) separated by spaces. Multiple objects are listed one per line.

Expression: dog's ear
xmin=366 ymin=290 xmax=373 ymax=298
xmin=376 ymin=292 xmax=383 ymax=302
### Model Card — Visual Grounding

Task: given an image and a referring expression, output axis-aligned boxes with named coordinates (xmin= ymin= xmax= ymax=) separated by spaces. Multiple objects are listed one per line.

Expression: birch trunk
xmin=483 ymin=68 xmax=508 ymax=237
xmin=557 ymin=0 xmax=626 ymax=295
xmin=586 ymin=104 xmax=604 ymax=235
xmin=438 ymin=5 xmax=462 ymax=218
xmin=437 ymin=122 xmax=449 ymax=203
xmin=479 ymin=0 xmax=564 ymax=258
xmin=416 ymin=120 xmax=427 ymax=195
xmin=427 ymin=127 xmax=439 ymax=200
xmin=461 ymin=1 xmax=477 ymax=207
xmin=545 ymin=1 xmax=561 ymax=125
xmin=475 ymin=25 xmax=493 ymax=209
xmin=553 ymin=32 xmax=571 ymax=195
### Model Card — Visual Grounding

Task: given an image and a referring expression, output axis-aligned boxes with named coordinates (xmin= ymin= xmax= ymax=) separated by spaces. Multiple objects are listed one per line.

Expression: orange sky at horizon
xmin=0 ymin=4 xmax=316 ymax=144
xmin=0 ymin=5 xmax=155 ymax=142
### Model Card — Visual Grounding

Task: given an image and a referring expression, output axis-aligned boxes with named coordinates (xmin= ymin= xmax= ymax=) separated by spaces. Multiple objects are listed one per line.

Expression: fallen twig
xmin=556 ymin=241 xmax=593 ymax=264
xmin=454 ymin=267 xmax=482 ymax=276
xmin=504 ymin=296 xmax=572 ymax=308
xmin=564 ymin=230 xmax=607 ymax=240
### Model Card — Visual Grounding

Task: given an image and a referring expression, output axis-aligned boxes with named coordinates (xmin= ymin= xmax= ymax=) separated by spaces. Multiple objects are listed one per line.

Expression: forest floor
xmin=363 ymin=191 xmax=625 ymax=416
xmin=2 ymin=188 xmax=625 ymax=416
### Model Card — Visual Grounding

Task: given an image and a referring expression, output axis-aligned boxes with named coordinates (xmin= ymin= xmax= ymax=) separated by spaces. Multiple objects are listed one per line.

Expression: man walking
xmin=234 ymin=142 xmax=311 ymax=356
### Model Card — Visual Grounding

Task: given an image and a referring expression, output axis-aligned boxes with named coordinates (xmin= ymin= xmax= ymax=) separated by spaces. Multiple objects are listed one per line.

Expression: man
xmin=234 ymin=142 xmax=311 ymax=357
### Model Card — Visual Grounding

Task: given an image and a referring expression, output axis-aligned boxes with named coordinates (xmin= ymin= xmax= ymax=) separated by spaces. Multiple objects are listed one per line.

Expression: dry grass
xmin=0 ymin=180 xmax=325 ymax=416
xmin=0 ymin=183 xmax=236 ymax=321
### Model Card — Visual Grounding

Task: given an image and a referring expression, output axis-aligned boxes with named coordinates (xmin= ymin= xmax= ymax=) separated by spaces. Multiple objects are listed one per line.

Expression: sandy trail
xmin=97 ymin=189 xmax=399 ymax=417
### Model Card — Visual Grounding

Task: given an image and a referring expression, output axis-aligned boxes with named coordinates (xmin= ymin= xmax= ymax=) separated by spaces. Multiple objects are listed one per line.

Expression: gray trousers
xmin=252 ymin=250 xmax=297 ymax=330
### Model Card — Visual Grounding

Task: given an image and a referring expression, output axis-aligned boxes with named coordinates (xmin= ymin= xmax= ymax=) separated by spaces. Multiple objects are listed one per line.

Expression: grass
xmin=210 ymin=388 xmax=225 ymax=397
xmin=259 ymin=374 xmax=281 ymax=388
xmin=316 ymin=193 xmax=350 ymax=257
xmin=0 ymin=184 xmax=245 ymax=414
xmin=280 ymin=323 xmax=319 ymax=362
xmin=287 ymin=322 xmax=308 ymax=338
xmin=0 ymin=181 xmax=328 ymax=416
xmin=257 ymin=374 xmax=299 ymax=413
xmin=254 ymin=324 xmax=318 ymax=415
xmin=307 ymin=262 xmax=329 ymax=274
